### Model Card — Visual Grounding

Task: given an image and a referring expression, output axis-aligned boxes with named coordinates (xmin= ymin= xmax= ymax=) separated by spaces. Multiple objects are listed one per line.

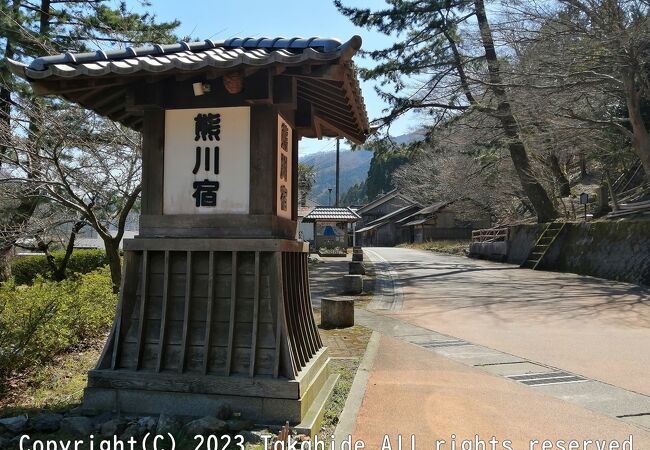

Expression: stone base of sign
xmin=83 ymin=237 xmax=329 ymax=429
xmin=320 ymin=297 xmax=354 ymax=329
xmin=349 ymin=261 xmax=365 ymax=275
xmin=83 ymin=350 xmax=334 ymax=430
xmin=294 ymin=371 xmax=339 ymax=436
xmin=342 ymin=274 xmax=363 ymax=295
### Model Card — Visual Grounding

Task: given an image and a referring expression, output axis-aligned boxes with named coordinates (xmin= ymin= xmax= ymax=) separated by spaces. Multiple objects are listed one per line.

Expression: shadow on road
xmin=366 ymin=248 xmax=650 ymax=327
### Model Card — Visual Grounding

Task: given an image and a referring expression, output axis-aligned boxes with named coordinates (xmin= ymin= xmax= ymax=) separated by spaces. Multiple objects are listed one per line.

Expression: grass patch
xmin=318 ymin=358 xmax=360 ymax=441
xmin=0 ymin=337 xmax=104 ymax=417
xmin=314 ymin=308 xmax=372 ymax=358
xmin=0 ymin=267 xmax=117 ymax=387
xmin=398 ymin=239 xmax=470 ymax=256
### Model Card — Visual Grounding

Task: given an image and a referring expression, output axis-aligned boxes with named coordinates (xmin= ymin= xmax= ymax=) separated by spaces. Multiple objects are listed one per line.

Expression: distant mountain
xmin=300 ymin=148 xmax=372 ymax=206
xmin=299 ymin=132 xmax=423 ymax=206
xmin=391 ymin=131 xmax=425 ymax=145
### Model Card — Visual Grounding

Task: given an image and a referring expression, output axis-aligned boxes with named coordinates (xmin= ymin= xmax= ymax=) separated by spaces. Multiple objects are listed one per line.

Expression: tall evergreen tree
xmin=335 ymin=0 xmax=559 ymax=222
xmin=1 ymin=0 xmax=179 ymax=143
xmin=0 ymin=0 xmax=179 ymax=284
xmin=365 ymin=145 xmax=412 ymax=201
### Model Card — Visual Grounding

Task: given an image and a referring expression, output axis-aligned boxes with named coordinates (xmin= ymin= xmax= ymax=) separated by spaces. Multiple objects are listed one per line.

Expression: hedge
xmin=0 ymin=267 xmax=117 ymax=385
xmin=11 ymin=248 xmax=109 ymax=285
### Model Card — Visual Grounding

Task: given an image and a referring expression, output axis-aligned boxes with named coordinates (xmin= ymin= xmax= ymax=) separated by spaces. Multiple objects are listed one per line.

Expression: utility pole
xmin=335 ymin=137 xmax=340 ymax=207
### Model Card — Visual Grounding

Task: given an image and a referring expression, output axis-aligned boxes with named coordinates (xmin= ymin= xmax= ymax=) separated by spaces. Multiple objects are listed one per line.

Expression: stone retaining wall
xmin=507 ymin=221 xmax=650 ymax=284
xmin=477 ymin=221 xmax=650 ymax=285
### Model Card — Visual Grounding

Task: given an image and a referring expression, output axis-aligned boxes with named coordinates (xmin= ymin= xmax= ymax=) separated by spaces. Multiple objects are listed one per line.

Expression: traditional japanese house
xmin=398 ymin=199 xmax=492 ymax=243
xmin=355 ymin=189 xmax=415 ymax=228
xmin=356 ymin=203 xmax=421 ymax=247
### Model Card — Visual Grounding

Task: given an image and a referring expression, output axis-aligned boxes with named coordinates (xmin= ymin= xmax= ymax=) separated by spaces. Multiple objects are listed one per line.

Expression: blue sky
xmin=134 ymin=0 xmax=416 ymax=155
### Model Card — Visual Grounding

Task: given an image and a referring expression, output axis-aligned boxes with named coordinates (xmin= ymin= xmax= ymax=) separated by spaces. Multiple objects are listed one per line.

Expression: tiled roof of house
xmin=401 ymin=217 xmax=431 ymax=227
xmin=356 ymin=189 xmax=420 ymax=215
xmin=355 ymin=221 xmax=386 ymax=233
xmin=396 ymin=202 xmax=449 ymax=225
xmin=302 ymin=206 xmax=361 ymax=222
xmin=364 ymin=204 xmax=421 ymax=227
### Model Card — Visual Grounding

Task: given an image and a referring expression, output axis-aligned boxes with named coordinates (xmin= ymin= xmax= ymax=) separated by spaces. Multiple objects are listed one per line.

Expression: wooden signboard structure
xmin=8 ymin=36 xmax=369 ymax=429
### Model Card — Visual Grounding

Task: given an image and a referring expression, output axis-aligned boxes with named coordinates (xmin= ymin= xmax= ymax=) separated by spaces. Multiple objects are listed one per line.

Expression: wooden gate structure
xmin=8 ymin=36 xmax=369 ymax=429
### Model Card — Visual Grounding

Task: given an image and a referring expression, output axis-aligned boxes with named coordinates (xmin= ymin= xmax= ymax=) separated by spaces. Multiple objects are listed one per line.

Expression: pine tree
xmin=365 ymin=145 xmax=412 ymax=201
xmin=335 ymin=0 xmax=558 ymax=222
xmin=0 ymin=0 xmax=179 ymax=283
xmin=1 ymin=0 xmax=179 ymax=140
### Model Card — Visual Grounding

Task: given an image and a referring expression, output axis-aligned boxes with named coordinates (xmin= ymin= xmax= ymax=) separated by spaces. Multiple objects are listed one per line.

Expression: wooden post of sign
xmin=84 ymin=94 xmax=336 ymax=432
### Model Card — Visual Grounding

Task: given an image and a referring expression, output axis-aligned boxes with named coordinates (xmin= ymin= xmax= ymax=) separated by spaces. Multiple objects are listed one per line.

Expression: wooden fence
xmin=471 ymin=227 xmax=509 ymax=243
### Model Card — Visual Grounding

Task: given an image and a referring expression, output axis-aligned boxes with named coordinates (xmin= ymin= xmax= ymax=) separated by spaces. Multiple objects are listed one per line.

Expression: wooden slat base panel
xmin=95 ymin=245 xmax=323 ymax=383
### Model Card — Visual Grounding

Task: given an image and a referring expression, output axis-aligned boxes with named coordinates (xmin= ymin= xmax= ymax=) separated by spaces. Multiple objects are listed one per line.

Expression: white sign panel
xmin=276 ymin=115 xmax=293 ymax=220
xmin=163 ymin=107 xmax=250 ymax=215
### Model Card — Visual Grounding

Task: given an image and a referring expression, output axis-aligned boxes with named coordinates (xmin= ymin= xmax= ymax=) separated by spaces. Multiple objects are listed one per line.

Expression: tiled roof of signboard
xmin=302 ymin=206 xmax=361 ymax=222
xmin=13 ymin=37 xmax=358 ymax=75
xmin=6 ymin=36 xmax=370 ymax=143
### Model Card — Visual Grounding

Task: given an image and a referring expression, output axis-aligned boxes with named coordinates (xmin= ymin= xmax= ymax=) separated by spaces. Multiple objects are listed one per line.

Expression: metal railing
xmin=471 ymin=227 xmax=509 ymax=243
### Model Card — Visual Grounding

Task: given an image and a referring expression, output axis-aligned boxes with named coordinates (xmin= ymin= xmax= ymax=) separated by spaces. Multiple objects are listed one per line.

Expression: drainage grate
xmin=507 ymin=371 xmax=587 ymax=386
xmin=419 ymin=339 xmax=471 ymax=349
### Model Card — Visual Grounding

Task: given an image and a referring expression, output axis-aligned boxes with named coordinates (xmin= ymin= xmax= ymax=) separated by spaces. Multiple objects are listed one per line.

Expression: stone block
xmin=182 ymin=417 xmax=227 ymax=436
xmin=321 ymin=297 xmax=354 ymax=328
xmin=343 ymin=274 xmax=363 ymax=295
xmin=60 ymin=417 xmax=93 ymax=436
xmin=29 ymin=414 xmax=63 ymax=433
xmin=0 ymin=416 xmax=27 ymax=434
xmin=352 ymin=252 xmax=363 ymax=262
xmin=349 ymin=261 xmax=365 ymax=275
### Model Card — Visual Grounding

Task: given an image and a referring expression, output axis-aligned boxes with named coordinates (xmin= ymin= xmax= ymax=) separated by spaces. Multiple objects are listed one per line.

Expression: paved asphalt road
xmin=363 ymin=247 xmax=650 ymax=397
xmin=346 ymin=248 xmax=650 ymax=447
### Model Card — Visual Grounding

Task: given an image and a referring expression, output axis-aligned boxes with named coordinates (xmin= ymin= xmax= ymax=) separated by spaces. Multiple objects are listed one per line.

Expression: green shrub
xmin=0 ymin=267 xmax=117 ymax=385
xmin=11 ymin=249 xmax=109 ymax=285
xmin=71 ymin=268 xmax=118 ymax=338
xmin=9 ymin=255 xmax=49 ymax=285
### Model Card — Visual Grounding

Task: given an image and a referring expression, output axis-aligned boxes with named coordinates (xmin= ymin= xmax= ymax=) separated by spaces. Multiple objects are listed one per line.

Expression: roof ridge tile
xmin=25 ymin=36 xmax=352 ymax=71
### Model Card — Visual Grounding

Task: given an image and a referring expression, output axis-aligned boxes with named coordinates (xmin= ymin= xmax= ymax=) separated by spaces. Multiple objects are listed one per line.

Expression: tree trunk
xmin=102 ymin=238 xmax=122 ymax=293
xmin=0 ymin=197 xmax=40 ymax=270
xmin=623 ymin=73 xmax=650 ymax=176
xmin=0 ymin=1 xmax=20 ymax=159
xmin=474 ymin=0 xmax=558 ymax=223
xmin=548 ymin=153 xmax=571 ymax=197
xmin=605 ymin=171 xmax=620 ymax=212
xmin=52 ymin=221 xmax=85 ymax=281
xmin=35 ymin=239 xmax=58 ymax=275
xmin=0 ymin=248 xmax=13 ymax=281
xmin=579 ymin=151 xmax=588 ymax=179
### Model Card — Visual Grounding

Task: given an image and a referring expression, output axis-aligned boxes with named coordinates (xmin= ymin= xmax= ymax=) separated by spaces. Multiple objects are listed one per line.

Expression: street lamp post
xmin=335 ymin=138 xmax=340 ymax=207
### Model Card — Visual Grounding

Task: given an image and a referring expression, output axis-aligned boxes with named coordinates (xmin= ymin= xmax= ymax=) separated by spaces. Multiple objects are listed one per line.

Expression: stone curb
xmin=333 ymin=331 xmax=381 ymax=442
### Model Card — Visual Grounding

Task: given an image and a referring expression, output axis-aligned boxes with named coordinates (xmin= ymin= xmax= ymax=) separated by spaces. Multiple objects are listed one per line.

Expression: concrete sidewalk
xmin=350 ymin=334 xmax=650 ymax=450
